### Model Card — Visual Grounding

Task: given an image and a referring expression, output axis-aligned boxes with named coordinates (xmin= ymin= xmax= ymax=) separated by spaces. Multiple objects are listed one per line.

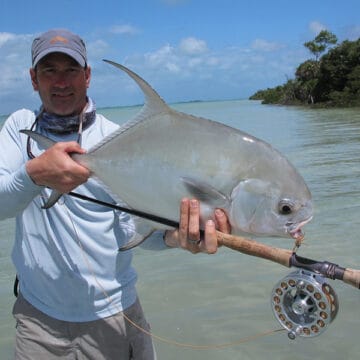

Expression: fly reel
xmin=271 ymin=269 xmax=339 ymax=339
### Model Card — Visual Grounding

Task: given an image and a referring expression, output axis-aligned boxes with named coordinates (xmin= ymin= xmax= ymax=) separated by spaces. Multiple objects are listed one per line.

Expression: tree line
xmin=250 ymin=31 xmax=360 ymax=107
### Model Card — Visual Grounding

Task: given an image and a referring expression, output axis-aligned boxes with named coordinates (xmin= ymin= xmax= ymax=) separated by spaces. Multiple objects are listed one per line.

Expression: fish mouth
xmin=287 ymin=216 xmax=313 ymax=240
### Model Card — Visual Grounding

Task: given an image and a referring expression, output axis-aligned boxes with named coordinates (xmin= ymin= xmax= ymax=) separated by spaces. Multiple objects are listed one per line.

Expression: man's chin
xmin=47 ymin=105 xmax=81 ymax=117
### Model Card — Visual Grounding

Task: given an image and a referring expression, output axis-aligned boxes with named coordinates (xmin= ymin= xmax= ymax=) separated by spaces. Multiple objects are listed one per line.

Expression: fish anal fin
xmin=119 ymin=231 xmax=155 ymax=251
xmin=119 ymin=217 xmax=157 ymax=251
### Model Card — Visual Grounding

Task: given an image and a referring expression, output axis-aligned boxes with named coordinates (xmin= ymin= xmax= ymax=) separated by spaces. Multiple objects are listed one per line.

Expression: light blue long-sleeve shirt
xmin=0 ymin=109 xmax=138 ymax=321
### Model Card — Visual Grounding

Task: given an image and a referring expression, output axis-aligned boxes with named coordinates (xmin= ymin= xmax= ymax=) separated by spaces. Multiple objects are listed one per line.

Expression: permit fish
xmin=22 ymin=60 xmax=313 ymax=249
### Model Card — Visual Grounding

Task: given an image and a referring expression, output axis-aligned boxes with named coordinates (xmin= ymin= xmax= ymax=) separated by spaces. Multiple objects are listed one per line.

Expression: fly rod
xmin=68 ymin=191 xmax=360 ymax=290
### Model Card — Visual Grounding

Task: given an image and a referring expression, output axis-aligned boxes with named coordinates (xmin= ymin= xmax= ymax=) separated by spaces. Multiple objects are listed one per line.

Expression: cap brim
xmin=33 ymin=47 xmax=86 ymax=67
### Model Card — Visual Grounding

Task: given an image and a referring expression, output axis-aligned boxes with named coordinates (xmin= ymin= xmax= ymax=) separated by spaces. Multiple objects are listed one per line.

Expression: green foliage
xmin=250 ymin=86 xmax=284 ymax=103
xmin=304 ymin=30 xmax=338 ymax=60
xmin=314 ymin=39 xmax=360 ymax=105
xmin=250 ymin=31 xmax=360 ymax=107
xmin=295 ymin=60 xmax=320 ymax=81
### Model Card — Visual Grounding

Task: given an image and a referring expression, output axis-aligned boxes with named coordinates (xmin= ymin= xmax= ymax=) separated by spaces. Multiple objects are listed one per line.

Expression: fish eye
xmin=278 ymin=200 xmax=294 ymax=215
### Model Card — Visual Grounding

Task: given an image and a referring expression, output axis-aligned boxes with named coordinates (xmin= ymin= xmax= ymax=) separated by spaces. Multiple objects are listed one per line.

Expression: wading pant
xmin=13 ymin=293 xmax=157 ymax=360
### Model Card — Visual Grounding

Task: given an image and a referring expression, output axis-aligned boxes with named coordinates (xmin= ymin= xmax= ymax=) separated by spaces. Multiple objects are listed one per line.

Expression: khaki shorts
xmin=13 ymin=293 xmax=156 ymax=360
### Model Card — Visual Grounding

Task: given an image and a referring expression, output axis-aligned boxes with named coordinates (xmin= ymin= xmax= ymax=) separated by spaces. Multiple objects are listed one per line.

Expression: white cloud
xmin=142 ymin=44 xmax=183 ymax=74
xmin=115 ymin=37 xmax=306 ymax=105
xmin=0 ymin=32 xmax=16 ymax=47
xmin=179 ymin=37 xmax=208 ymax=55
xmin=0 ymin=31 xmax=308 ymax=114
xmin=251 ymin=39 xmax=284 ymax=52
xmin=141 ymin=38 xmax=211 ymax=76
xmin=0 ymin=33 xmax=32 ymax=88
xmin=0 ymin=33 xmax=38 ymax=114
xmin=87 ymin=39 xmax=109 ymax=59
xmin=145 ymin=44 xmax=175 ymax=65
xmin=309 ymin=21 xmax=327 ymax=34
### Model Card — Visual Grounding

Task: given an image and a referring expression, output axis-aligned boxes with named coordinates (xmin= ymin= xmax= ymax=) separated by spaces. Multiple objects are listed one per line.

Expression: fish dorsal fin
xmin=103 ymin=60 xmax=169 ymax=118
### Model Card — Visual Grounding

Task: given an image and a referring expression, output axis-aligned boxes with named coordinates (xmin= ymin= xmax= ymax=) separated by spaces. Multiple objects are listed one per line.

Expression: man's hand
xmin=164 ymin=198 xmax=231 ymax=254
xmin=26 ymin=141 xmax=90 ymax=193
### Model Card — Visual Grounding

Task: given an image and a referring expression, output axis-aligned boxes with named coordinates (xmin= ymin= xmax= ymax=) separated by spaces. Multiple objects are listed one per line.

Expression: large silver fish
xmin=22 ymin=60 xmax=313 ymax=249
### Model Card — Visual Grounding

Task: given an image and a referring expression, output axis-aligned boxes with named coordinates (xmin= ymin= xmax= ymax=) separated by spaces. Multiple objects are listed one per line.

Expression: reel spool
xmin=271 ymin=269 xmax=339 ymax=339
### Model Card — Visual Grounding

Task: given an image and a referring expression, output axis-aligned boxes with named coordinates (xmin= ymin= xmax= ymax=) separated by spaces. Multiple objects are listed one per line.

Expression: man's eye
xmin=42 ymin=68 xmax=56 ymax=73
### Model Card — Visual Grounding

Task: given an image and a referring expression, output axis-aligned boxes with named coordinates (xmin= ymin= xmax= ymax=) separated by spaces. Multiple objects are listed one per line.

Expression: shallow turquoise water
xmin=1 ymin=100 xmax=359 ymax=359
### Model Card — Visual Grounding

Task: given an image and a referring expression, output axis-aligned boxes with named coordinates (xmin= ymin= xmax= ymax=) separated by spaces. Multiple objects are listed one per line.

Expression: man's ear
xmin=30 ymin=68 xmax=39 ymax=91
xmin=85 ymin=66 xmax=91 ymax=89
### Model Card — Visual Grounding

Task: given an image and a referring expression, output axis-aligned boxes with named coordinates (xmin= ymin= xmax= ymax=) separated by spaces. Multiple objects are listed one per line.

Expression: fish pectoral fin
xmin=181 ymin=176 xmax=230 ymax=207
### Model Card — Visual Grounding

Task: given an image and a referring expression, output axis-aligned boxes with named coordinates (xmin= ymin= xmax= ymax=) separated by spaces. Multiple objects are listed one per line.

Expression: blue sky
xmin=0 ymin=0 xmax=359 ymax=115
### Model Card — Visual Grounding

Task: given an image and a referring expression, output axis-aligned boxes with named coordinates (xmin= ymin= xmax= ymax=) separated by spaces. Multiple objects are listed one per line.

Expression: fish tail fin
xmin=42 ymin=190 xmax=63 ymax=209
xmin=20 ymin=129 xmax=56 ymax=150
xmin=20 ymin=130 xmax=63 ymax=209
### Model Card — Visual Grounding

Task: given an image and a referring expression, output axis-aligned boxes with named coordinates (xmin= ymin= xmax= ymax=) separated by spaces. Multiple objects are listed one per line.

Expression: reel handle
xmin=217 ymin=231 xmax=360 ymax=289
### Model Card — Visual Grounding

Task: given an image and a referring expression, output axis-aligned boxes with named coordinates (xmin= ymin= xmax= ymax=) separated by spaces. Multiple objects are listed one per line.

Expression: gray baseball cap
xmin=31 ymin=29 xmax=87 ymax=67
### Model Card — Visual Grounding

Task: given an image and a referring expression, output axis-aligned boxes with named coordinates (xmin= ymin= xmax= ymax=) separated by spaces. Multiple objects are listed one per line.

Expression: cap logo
xmin=50 ymin=36 xmax=69 ymax=44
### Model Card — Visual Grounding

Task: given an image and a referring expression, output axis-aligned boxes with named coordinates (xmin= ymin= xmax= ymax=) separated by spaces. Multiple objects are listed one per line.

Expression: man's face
xmin=30 ymin=52 xmax=91 ymax=116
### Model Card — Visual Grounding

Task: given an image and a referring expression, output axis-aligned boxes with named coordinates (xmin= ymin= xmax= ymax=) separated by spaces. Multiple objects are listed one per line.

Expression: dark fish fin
xmin=20 ymin=130 xmax=56 ymax=150
xmin=181 ymin=176 xmax=230 ymax=207
xmin=42 ymin=190 xmax=63 ymax=209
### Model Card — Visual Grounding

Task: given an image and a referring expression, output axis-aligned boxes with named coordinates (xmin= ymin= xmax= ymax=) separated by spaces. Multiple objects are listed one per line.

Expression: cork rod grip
xmin=217 ymin=231 xmax=360 ymax=290
xmin=216 ymin=231 xmax=292 ymax=267
xmin=342 ymin=268 xmax=360 ymax=289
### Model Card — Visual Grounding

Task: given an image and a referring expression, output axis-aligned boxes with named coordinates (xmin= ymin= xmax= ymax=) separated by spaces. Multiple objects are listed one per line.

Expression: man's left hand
xmin=164 ymin=198 xmax=231 ymax=254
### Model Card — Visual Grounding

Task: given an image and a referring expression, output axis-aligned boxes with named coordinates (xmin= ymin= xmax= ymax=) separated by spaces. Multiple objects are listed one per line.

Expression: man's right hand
xmin=26 ymin=141 xmax=90 ymax=193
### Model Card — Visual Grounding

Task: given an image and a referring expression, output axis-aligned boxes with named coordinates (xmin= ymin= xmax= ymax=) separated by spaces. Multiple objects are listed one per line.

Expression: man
xmin=0 ymin=29 xmax=230 ymax=359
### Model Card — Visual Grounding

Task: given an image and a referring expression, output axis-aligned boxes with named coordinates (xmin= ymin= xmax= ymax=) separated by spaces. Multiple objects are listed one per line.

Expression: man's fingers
xmin=188 ymin=199 xmax=200 ymax=241
xmin=215 ymin=209 xmax=231 ymax=234
xmin=178 ymin=198 xmax=190 ymax=248
xmin=200 ymin=220 xmax=218 ymax=254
